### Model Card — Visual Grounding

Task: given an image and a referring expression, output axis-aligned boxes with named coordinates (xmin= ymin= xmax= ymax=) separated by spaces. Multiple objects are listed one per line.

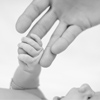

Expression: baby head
xmin=54 ymin=84 xmax=100 ymax=100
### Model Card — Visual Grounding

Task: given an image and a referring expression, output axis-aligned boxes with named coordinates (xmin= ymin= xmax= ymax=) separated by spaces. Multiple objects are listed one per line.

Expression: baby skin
xmin=54 ymin=84 xmax=100 ymax=100
xmin=10 ymin=34 xmax=46 ymax=100
xmin=0 ymin=35 xmax=99 ymax=100
xmin=10 ymin=34 xmax=100 ymax=100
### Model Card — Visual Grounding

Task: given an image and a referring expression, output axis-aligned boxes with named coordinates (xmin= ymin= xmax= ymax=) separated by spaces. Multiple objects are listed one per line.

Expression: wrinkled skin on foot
xmin=16 ymin=0 xmax=100 ymax=67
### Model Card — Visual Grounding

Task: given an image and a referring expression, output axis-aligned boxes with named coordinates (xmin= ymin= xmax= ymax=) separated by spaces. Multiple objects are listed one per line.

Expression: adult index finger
xmin=16 ymin=0 xmax=50 ymax=33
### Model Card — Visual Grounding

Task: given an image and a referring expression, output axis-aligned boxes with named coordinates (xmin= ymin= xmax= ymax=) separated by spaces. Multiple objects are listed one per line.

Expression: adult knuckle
xmin=37 ymin=23 xmax=48 ymax=33
xmin=32 ymin=2 xmax=41 ymax=15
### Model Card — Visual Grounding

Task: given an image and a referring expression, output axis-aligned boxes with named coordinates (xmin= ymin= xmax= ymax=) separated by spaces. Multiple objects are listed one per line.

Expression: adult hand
xmin=16 ymin=0 xmax=100 ymax=67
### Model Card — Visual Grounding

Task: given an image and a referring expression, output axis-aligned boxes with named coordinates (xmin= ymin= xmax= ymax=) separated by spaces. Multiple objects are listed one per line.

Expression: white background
xmin=0 ymin=0 xmax=100 ymax=99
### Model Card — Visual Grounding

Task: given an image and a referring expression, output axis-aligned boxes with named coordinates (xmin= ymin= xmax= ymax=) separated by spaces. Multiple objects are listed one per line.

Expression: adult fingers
xmin=46 ymin=21 xmax=67 ymax=46
xmin=40 ymin=46 xmax=56 ymax=67
xmin=51 ymin=25 xmax=82 ymax=54
xmin=16 ymin=0 xmax=50 ymax=33
xmin=39 ymin=21 xmax=67 ymax=67
xmin=28 ymin=9 xmax=57 ymax=39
